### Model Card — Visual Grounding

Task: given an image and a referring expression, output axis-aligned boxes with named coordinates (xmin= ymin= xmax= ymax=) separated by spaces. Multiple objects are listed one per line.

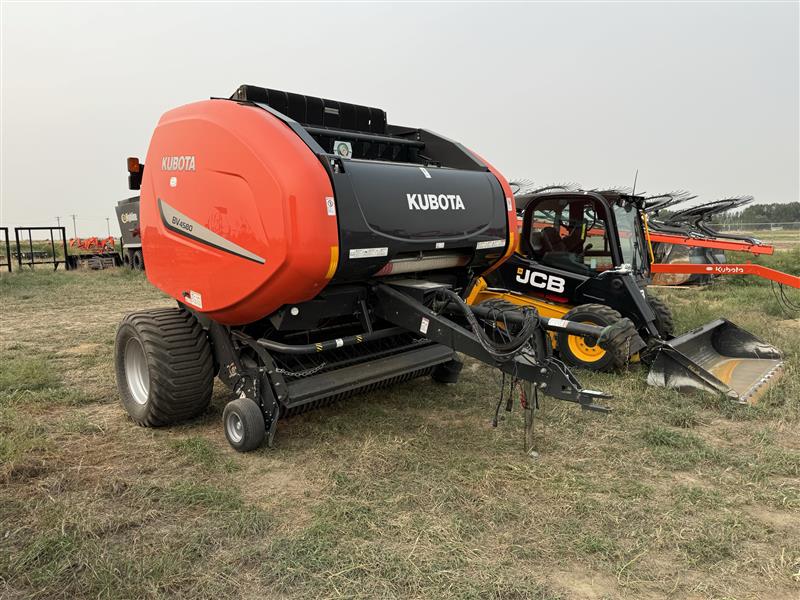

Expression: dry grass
xmin=724 ymin=230 xmax=799 ymax=251
xmin=1 ymin=267 xmax=798 ymax=599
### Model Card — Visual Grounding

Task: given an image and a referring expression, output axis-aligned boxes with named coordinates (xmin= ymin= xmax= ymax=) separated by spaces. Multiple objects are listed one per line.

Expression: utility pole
xmin=70 ymin=214 xmax=77 ymax=239
xmin=105 ymin=217 xmax=111 ymax=237
xmin=55 ymin=216 xmax=61 ymax=227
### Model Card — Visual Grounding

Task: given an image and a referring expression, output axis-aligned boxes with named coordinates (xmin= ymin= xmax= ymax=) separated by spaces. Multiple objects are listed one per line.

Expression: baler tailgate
xmin=647 ymin=319 xmax=783 ymax=404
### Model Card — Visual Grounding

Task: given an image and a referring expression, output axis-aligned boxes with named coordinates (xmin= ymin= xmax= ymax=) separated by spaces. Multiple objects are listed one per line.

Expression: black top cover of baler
xmin=232 ymin=84 xmax=387 ymax=135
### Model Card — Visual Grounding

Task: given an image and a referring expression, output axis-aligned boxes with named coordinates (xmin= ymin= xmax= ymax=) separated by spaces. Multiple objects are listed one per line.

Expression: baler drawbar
xmin=114 ymin=85 xmax=642 ymax=451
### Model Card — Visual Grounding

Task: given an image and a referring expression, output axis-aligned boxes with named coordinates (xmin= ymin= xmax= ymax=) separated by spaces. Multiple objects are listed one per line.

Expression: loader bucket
xmin=647 ymin=319 xmax=783 ymax=404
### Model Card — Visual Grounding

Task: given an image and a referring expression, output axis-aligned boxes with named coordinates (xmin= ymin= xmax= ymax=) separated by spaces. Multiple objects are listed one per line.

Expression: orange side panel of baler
xmin=140 ymin=100 xmax=339 ymax=325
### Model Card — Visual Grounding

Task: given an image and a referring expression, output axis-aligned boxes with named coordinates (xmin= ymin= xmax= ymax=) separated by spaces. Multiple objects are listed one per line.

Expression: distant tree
xmin=716 ymin=202 xmax=800 ymax=228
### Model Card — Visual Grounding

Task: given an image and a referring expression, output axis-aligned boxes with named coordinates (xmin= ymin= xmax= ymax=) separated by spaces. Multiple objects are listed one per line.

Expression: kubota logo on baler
xmin=407 ymin=193 xmax=465 ymax=210
xmin=161 ymin=155 xmax=196 ymax=171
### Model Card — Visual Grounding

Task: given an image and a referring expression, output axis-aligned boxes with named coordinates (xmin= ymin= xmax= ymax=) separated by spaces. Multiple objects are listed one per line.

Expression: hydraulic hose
xmin=436 ymin=289 xmax=538 ymax=362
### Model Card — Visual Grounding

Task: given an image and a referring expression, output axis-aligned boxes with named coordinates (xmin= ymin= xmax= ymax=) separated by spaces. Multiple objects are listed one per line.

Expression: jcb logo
xmin=516 ymin=268 xmax=566 ymax=293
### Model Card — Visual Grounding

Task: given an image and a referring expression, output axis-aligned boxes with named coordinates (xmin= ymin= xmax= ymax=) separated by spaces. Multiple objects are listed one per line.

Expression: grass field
xmin=1 ymin=261 xmax=798 ymax=599
xmin=721 ymin=230 xmax=799 ymax=251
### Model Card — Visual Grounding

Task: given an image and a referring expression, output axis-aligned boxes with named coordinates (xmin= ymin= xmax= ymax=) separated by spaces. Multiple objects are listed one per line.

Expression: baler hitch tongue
xmin=647 ymin=319 xmax=784 ymax=404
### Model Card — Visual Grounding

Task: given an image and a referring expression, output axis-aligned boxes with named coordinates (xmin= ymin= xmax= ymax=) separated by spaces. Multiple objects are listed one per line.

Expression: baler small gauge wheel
xmin=132 ymin=250 xmax=144 ymax=271
xmin=223 ymin=398 xmax=266 ymax=452
xmin=115 ymin=308 xmax=214 ymax=426
xmin=556 ymin=304 xmax=627 ymax=372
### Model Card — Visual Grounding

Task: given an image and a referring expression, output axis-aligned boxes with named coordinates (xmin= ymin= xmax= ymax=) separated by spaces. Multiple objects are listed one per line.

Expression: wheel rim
xmin=226 ymin=412 xmax=244 ymax=443
xmin=566 ymin=320 xmax=607 ymax=363
xmin=124 ymin=337 xmax=150 ymax=405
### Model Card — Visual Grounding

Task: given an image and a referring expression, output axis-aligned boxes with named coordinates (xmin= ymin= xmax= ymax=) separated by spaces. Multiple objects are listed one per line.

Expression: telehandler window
xmin=524 ymin=198 xmax=614 ymax=275
xmin=612 ymin=203 xmax=644 ymax=271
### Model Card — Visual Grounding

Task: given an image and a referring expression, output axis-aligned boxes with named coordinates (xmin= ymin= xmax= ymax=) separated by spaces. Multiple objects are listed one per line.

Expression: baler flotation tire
xmin=115 ymin=308 xmax=214 ymax=427
xmin=122 ymin=253 xmax=131 ymax=269
xmin=646 ymin=293 xmax=675 ymax=338
xmin=132 ymin=250 xmax=144 ymax=271
xmin=223 ymin=398 xmax=266 ymax=452
xmin=556 ymin=304 xmax=627 ymax=372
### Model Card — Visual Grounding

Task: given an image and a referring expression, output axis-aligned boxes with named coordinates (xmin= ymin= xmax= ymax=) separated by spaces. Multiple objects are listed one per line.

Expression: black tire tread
xmin=132 ymin=250 xmax=144 ymax=271
xmin=558 ymin=303 xmax=628 ymax=371
xmin=646 ymin=293 xmax=675 ymax=338
xmin=116 ymin=308 xmax=214 ymax=427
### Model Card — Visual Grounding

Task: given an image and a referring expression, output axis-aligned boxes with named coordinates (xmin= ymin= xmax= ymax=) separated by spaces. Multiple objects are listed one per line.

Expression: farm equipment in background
xmin=643 ymin=195 xmax=789 ymax=286
xmin=67 ymin=236 xmax=122 ymax=269
xmin=69 ymin=236 xmax=117 ymax=252
xmin=645 ymin=198 xmax=799 ymax=291
xmin=468 ymin=185 xmax=784 ymax=404
xmin=646 ymin=195 xmax=738 ymax=285
xmin=115 ymin=194 xmax=143 ymax=270
xmin=647 ymin=195 xmax=763 ymax=246
xmin=114 ymin=85 xmax=646 ymax=453
xmin=9 ymin=226 xmax=70 ymax=271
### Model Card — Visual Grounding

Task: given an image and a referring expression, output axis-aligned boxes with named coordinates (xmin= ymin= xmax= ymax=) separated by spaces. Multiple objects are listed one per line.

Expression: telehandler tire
xmin=115 ymin=308 xmax=214 ymax=427
xmin=639 ymin=293 xmax=676 ymax=365
xmin=556 ymin=304 xmax=628 ymax=372
xmin=646 ymin=294 xmax=675 ymax=338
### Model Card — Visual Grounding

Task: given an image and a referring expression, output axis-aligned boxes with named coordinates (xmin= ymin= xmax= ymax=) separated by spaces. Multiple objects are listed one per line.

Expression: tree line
xmin=715 ymin=202 xmax=800 ymax=227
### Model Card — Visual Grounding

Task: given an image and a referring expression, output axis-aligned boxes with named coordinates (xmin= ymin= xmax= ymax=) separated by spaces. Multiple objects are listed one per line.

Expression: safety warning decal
xmin=185 ymin=290 xmax=203 ymax=309
xmin=349 ymin=247 xmax=388 ymax=259
xmin=476 ymin=239 xmax=505 ymax=250
xmin=325 ymin=197 xmax=336 ymax=216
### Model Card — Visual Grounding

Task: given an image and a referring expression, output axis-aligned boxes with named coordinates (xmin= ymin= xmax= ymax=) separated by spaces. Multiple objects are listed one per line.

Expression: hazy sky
xmin=2 ymin=1 xmax=798 ymax=236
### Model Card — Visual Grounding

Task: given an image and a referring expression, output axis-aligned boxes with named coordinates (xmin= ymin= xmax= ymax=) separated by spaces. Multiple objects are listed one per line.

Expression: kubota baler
xmin=115 ymin=85 xmax=640 ymax=451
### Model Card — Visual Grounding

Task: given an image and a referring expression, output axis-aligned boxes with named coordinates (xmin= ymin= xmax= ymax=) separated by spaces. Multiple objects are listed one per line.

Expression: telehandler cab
xmin=468 ymin=188 xmax=784 ymax=404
